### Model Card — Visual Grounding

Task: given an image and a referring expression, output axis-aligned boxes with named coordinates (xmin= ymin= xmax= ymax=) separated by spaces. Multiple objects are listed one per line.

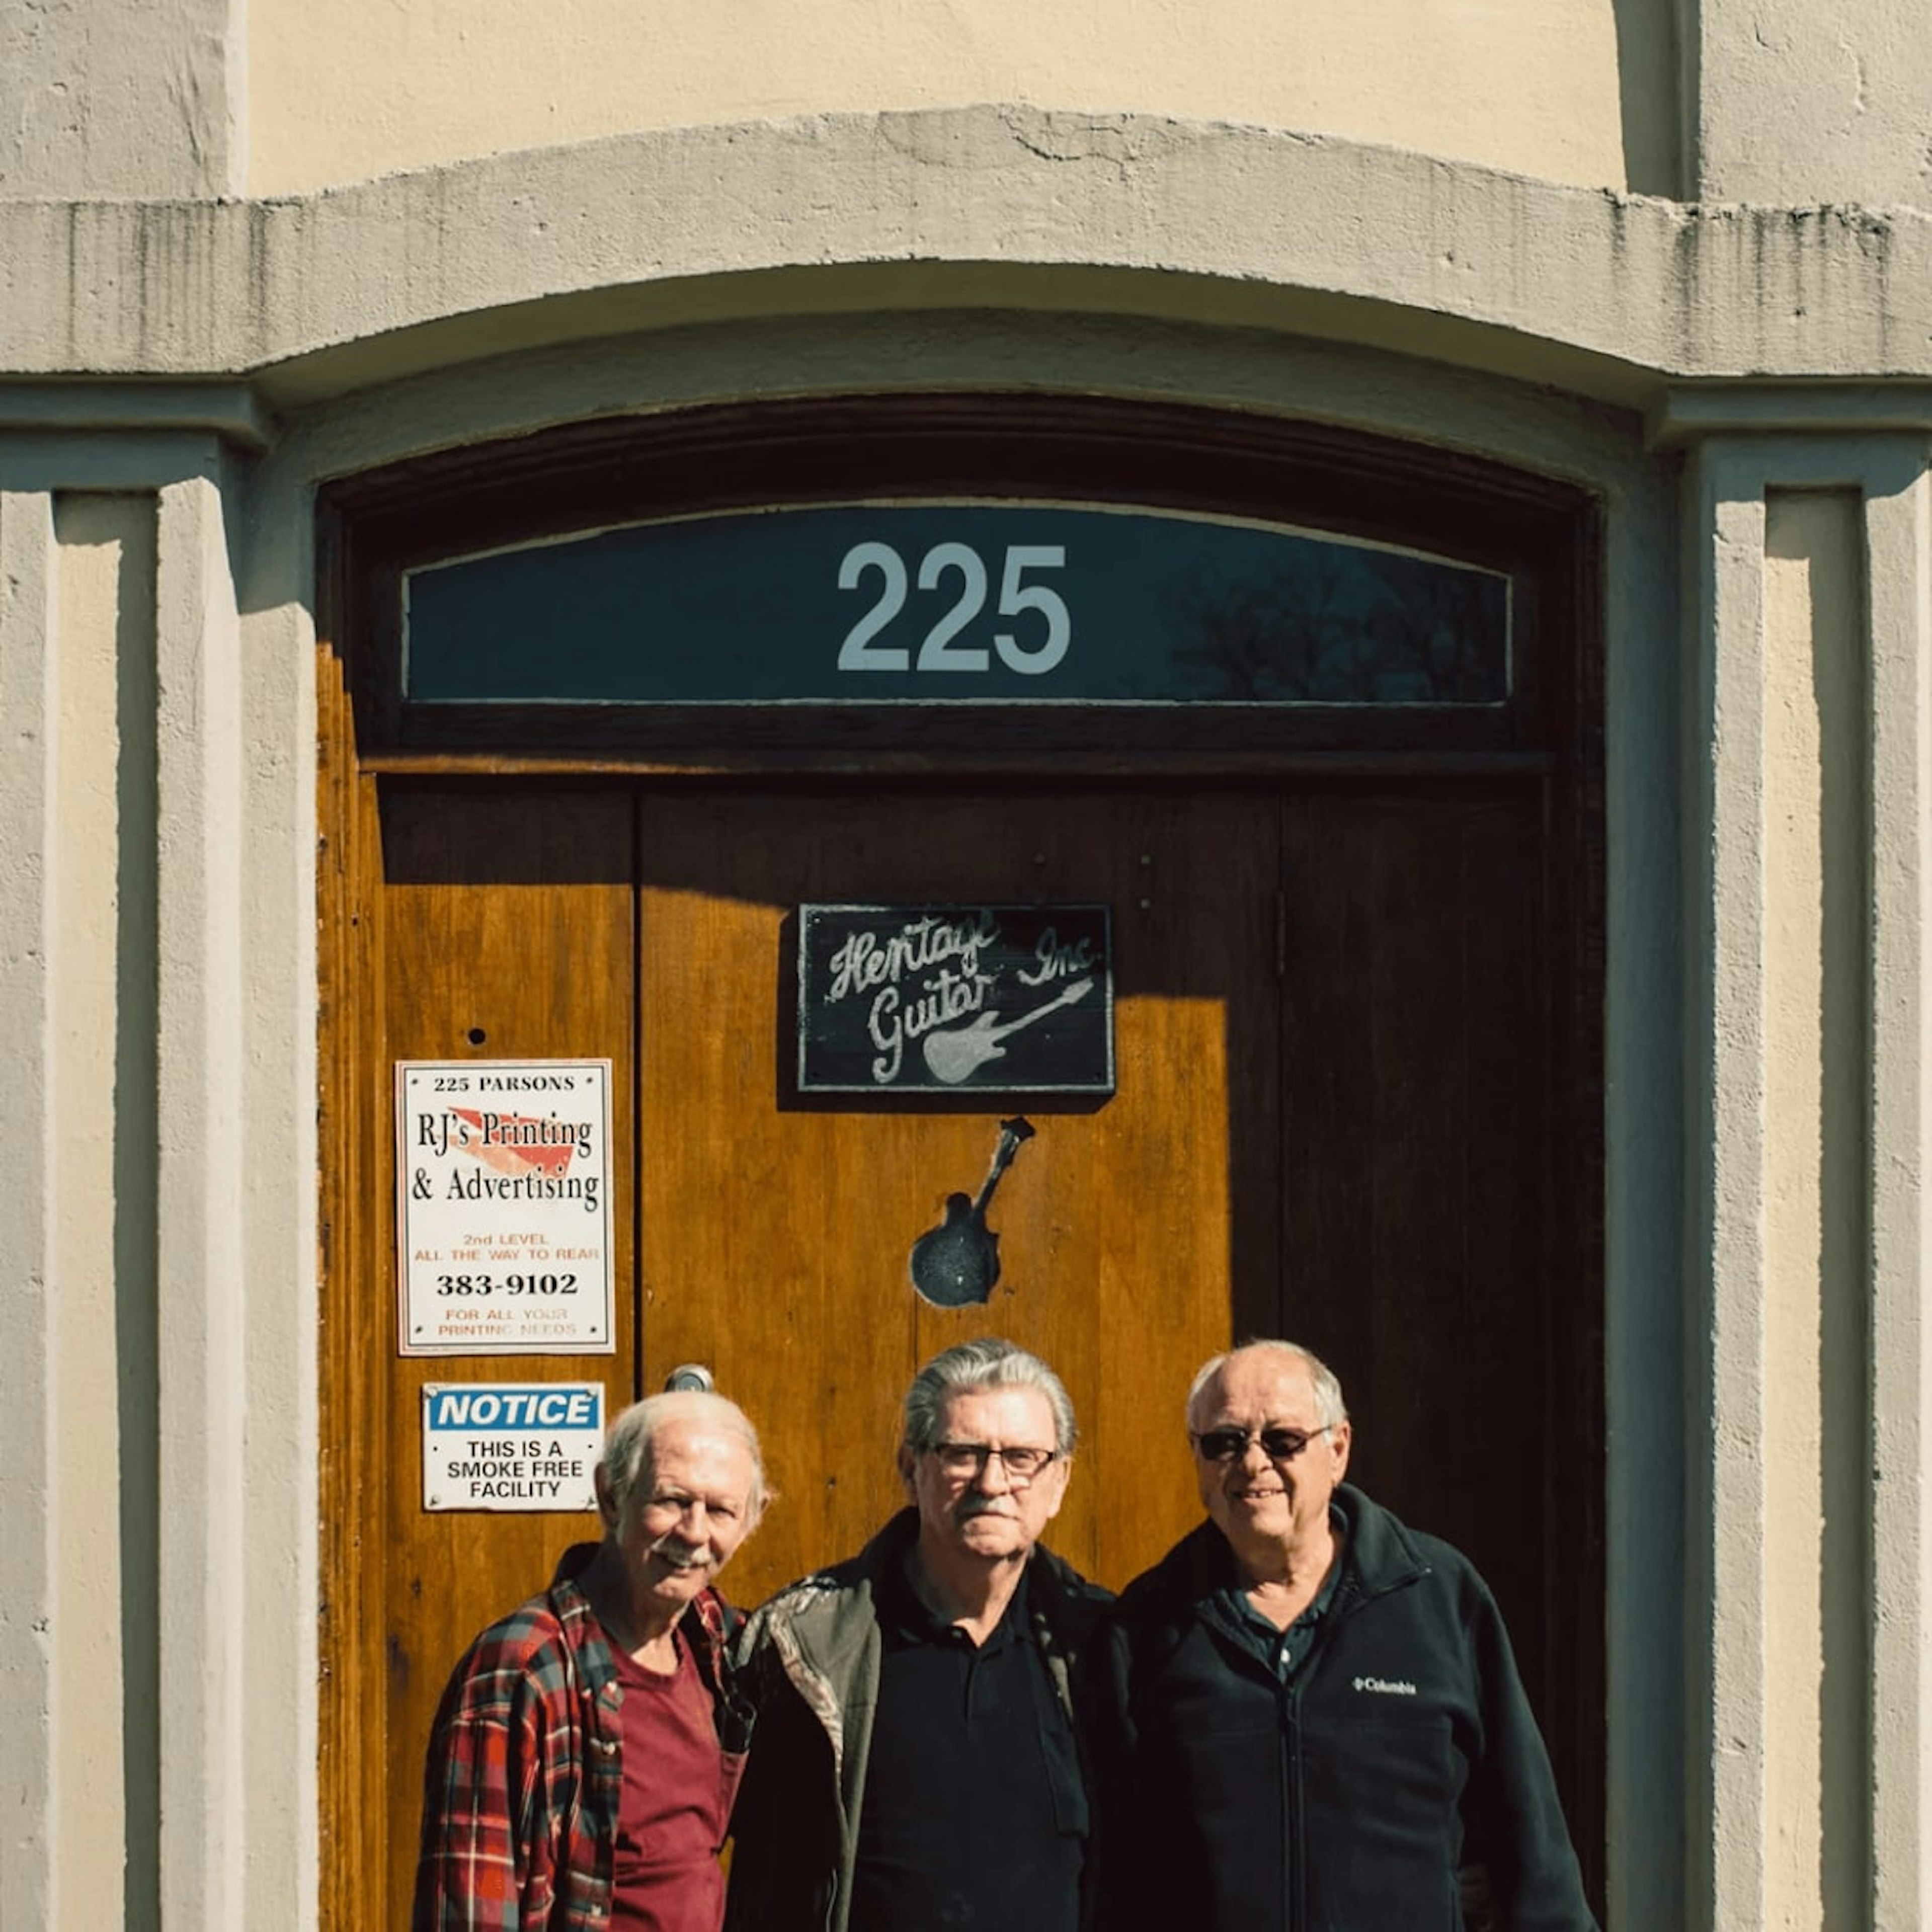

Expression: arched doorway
xmin=315 ymin=394 xmax=1605 ymax=1923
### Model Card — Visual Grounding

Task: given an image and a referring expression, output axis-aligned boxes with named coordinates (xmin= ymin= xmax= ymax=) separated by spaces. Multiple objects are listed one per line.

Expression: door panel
xmin=1275 ymin=789 xmax=1560 ymax=1724
xmin=376 ymin=786 xmax=639 ymax=1922
xmin=634 ymin=787 xmax=1281 ymax=1600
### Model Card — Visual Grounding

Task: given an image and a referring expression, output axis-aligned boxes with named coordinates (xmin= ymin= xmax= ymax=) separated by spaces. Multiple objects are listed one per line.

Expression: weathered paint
xmin=0 ymin=115 xmax=1928 ymax=401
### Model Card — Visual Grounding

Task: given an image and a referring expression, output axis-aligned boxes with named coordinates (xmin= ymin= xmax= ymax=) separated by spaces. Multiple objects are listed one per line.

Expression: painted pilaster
xmin=232 ymin=496 xmax=321 ymax=1932
xmin=1684 ymin=424 xmax=1932 ymax=1931
xmin=1688 ymin=438 xmax=1771 ymax=1930
xmin=154 ymin=471 xmax=249 ymax=1931
xmin=1864 ymin=451 xmax=1932 ymax=1932
xmin=48 ymin=495 xmax=159 ymax=1932
xmin=0 ymin=431 xmax=295 ymax=1929
xmin=0 ymin=489 xmax=58 ymax=1928
xmin=1601 ymin=407 xmax=1689 ymax=1932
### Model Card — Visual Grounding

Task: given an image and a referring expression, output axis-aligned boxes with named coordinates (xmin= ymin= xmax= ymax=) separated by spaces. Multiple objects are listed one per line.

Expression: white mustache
xmin=648 ymin=1532 xmax=710 ymax=1570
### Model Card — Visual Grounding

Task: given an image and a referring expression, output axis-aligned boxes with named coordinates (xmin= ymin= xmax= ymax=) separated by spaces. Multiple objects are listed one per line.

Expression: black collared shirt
xmin=848 ymin=1556 xmax=1087 ymax=1932
xmin=1208 ymin=1505 xmax=1348 ymax=1681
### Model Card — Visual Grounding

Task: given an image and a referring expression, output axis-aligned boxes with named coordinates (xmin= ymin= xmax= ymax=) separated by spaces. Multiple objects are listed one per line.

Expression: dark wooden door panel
xmin=1279 ymin=788 xmax=1547 ymax=1551
xmin=1275 ymin=784 xmax=1576 ymax=1808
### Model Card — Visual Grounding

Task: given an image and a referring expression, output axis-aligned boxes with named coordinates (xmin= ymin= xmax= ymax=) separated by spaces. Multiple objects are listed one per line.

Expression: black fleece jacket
xmin=1097 ymin=1485 xmax=1596 ymax=1932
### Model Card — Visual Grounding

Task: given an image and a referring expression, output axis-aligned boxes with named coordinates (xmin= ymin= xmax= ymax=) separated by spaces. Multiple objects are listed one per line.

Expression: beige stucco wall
xmin=245 ymin=0 xmax=1666 ymax=196
xmin=3 ymin=0 xmax=1932 ymax=1923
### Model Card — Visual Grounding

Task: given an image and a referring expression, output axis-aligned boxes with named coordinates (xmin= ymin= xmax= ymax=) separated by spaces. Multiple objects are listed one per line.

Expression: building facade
xmin=3 ymin=2 xmax=1929 ymax=1925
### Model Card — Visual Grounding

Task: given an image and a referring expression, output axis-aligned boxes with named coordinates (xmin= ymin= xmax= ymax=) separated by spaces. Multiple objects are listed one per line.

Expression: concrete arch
xmin=2 ymin=105 xmax=1928 ymax=415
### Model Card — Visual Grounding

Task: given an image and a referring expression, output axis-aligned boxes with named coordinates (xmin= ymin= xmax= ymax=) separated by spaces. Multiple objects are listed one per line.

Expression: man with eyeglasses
xmin=725 ymin=1337 xmax=1109 ymax=1932
xmin=1099 ymin=1339 xmax=1595 ymax=1932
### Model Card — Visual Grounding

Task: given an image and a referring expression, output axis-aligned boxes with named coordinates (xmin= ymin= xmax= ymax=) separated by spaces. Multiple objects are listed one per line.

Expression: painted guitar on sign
xmin=920 ymin=979 xmax=1094 ymax=1085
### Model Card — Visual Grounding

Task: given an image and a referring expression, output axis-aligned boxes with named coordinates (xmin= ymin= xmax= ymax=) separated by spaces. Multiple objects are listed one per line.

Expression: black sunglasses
xmin=1190 ymin=1424 xmax=1331 ymax=1464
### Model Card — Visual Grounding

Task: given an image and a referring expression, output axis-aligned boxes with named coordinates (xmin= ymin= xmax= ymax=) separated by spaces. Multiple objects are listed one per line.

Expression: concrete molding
xmin=259 ymin=306 xmax=1659 ymax=501
xmin=0 ymin=382 xmax=271 ymax=447
xmin=0 ymin=433 xmax=250 ymax=493
xmin=1653 ymin=384 xmax=1932 ymax=446
xmin=0 ymin=107 xmax=1929 ymax=408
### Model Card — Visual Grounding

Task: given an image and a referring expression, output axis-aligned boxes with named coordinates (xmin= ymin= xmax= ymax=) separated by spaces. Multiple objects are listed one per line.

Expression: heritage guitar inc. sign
xmin=797 ymin=904 xmax=1114 ymax=1095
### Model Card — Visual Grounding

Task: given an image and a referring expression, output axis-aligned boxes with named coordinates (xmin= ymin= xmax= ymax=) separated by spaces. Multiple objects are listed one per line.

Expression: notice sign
xmin=797 ymin=905 xmax=1114 ymax=1094
xmin=422 ymin=1382 xmax=604 ymax=1511
xmin=396 ymin=1060 xmax=615 ymax=1356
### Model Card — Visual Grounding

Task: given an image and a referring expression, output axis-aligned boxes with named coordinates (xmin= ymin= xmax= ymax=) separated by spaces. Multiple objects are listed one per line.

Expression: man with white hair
xmin=415 ymin=1388 xmax=767 ymax=1931
xmin=1100 ymin=1339 xmax=1596 ymax=1931
xmin=726 ymin=1337 xmax=1110 ymax=1932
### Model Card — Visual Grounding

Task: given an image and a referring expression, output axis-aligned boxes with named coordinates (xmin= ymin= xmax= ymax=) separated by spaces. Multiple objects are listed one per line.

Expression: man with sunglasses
xmin=726 ymin=1337 xmax=1109 ymax=1932
xmin=1099 ymin=1339 xmax=1594 ymax=1931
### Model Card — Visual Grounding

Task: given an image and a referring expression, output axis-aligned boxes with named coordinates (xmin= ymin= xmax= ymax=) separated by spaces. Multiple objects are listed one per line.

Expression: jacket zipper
xmin=1281 ymin=1672 xmax=1302 ymax=1932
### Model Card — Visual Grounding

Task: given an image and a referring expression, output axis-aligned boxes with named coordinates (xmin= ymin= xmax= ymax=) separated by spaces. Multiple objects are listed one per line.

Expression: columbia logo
xmin=1352 ymin=1675 xmax=1418 ymax=1696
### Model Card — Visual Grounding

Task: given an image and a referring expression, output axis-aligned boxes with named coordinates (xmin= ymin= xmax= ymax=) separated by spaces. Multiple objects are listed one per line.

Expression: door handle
xmin=663 ymin=1362 xmax=714 ymax=1394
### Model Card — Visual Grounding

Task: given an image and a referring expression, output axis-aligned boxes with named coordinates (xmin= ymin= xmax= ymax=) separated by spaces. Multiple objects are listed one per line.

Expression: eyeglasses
xmin=928 ymin=1441 xmax=1059 ymax=1482
xmin=1190 ymin=1424 xmax=1332 ymax=1464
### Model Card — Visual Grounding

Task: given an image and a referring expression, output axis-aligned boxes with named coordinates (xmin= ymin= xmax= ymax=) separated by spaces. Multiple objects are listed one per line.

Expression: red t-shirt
xmin=609 ymin=1629 xmax=739 ymax=1932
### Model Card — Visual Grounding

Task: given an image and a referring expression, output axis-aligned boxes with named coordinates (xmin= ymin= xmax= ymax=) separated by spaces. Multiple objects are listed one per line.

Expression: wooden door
xmin=325 ymin=771 xmax=1595 ymax=1927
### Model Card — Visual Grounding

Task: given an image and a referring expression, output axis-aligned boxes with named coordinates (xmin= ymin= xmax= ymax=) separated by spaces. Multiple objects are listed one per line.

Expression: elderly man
xmin=414 ymin=1388 xmax=766 ymax=1931
xmin=725 ymin=1337 xmax=1109 ymax=1932
xmin=1101 ymin=1340 xmax=1596 ymax=1932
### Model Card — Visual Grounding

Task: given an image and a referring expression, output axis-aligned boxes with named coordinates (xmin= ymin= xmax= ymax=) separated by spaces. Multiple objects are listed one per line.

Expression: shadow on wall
xmin=1613 ymin=0 xmax=1685 ymax=197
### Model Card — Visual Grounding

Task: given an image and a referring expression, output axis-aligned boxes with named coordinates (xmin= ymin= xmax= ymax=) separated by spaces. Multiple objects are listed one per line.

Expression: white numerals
xmin=837 ymin=541 xmax=1070 ymax=675
xmin=994 ymin=545 xmax=1070 ymax=674
xmin=835 ymin=541 xmax=910 ymax=670
xmin=915 ymin=543 xmax=990 ymax=671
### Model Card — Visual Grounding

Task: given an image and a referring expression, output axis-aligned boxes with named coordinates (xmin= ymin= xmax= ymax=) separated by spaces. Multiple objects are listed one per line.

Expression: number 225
xmin=836 ymin=542 xmax=1071 ymax=675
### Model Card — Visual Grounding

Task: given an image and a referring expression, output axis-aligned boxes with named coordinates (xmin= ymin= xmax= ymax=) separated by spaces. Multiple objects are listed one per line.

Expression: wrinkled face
xmin=598 ymin=1420 xmax=761 ymax=1614
xmin=904 ymin=1385 xmax=1071 ymax=1567
xmin=1190 ymin=1351 xmax=1350 ymax=1561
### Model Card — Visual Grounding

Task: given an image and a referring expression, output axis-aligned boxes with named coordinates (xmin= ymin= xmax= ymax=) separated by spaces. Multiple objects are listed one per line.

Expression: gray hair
xmin=598 ymin=1389 xmax=768 ymax=1514
xmin=902 ymin=1337 xmax=1079 ymax=1457
xmin=1185 ymin=1340 xmax=1348 ymax=1430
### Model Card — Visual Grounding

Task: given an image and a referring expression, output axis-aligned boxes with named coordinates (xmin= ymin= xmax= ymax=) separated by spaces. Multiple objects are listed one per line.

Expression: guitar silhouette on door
xmin=908 ymin=1117 xmax=1035 ymax=1307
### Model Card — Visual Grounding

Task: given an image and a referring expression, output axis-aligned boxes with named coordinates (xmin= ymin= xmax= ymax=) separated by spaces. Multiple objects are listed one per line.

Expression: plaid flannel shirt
xmin=413 ymin=1544 xmax=744 ymax=1931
